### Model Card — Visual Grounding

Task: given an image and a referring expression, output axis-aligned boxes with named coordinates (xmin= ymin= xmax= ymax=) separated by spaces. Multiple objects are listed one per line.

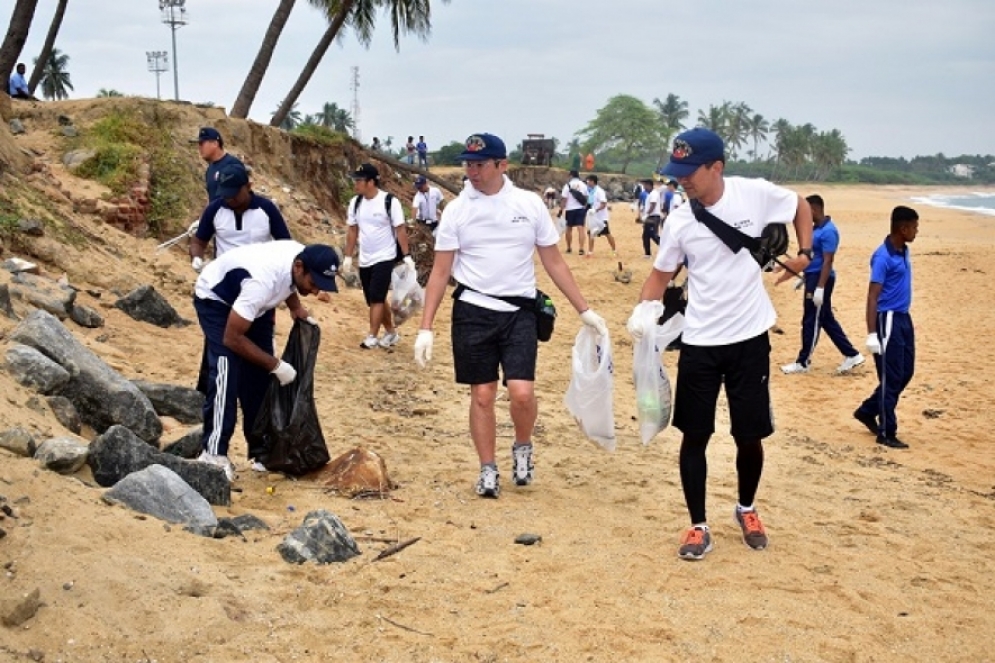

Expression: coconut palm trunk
xmin=27 ymin=0 xmax=68 ymax=94
xmin=230 ymin=0 xmax=297 ymax=119
xmin=0 ymin=0 xmax=39 ymax=85
xmin=270 ymin=0 xmax=356 ymax=129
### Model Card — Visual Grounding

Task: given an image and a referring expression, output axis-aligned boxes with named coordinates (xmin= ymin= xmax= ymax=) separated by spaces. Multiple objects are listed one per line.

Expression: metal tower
xmin=350 ymin=66 xmax=361 ymax=142
xmin=159 ymin=0 xmax=187 ymax=101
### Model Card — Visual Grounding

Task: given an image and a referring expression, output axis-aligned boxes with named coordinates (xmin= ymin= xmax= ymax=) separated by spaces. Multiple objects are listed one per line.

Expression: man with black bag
xmin=193 ymin=240 xmax=339 ymax=481
xmin=413 ymin=132 xmax=608 ymax=499
xmin=627 ymin=128 xmax=812 ymax=560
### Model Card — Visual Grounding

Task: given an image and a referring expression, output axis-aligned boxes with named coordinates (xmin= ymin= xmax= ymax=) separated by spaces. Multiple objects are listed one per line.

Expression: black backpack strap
xmin=452 ymin=282 xmax=535 ymax=310
xmin=689 ymin=199 xmax=760 ymax=254
xmin=351 ymin=195 xmax=361 ymax=216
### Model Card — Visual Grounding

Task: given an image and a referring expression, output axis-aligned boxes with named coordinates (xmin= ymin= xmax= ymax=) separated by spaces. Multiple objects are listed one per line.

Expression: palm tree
xmin=35 ymin=47 xmax=72 ymax=100
xmin=230 ymin=0 xmax=297 ymax=119
xmin=746 ymin=113 xmax=769 ymax=163
xmin=27 ymin=0 xmax=68 ymax=94
xmin=0 ymin=0 xmax=39 ymax=84
xmin=270 ymin=0 xmax=449 ymax=129
xmin=652 ymin=93 xmax=689 ymax=167
xmin=316 ymin=101 xmax=354 ymax=132
xmin=96 ymin=88 xmax=122 ymax=97
xmin=272 ymin=101 xmax=302 ymax=131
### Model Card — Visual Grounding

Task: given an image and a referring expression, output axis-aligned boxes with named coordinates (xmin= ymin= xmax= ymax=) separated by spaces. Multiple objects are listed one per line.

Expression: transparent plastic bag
xmin=633 ymin=311 xmax=685 ymax=445
xmin=586 ymin=208 xmax=606 ymax=237
xmin=389 ymin=265 xmax=424 ymax=327
xmin=564 ymin=326 xmax=616 ymax=451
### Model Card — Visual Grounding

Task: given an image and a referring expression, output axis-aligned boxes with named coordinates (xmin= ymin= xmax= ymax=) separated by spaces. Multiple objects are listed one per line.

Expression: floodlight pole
xmin=159 ymin=0 xmax=187 ymax=101
xmin=146 ymin=50 xmax=168 ymax=100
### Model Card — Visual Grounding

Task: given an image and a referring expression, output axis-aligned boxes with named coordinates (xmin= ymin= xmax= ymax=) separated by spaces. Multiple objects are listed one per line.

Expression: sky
xmin=13 ymin=0 xmax=995 ymax=160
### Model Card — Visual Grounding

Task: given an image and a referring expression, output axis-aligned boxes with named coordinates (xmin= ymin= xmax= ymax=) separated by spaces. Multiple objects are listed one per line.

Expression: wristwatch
xmin=797 ymin=248 xmax=813 ymax=259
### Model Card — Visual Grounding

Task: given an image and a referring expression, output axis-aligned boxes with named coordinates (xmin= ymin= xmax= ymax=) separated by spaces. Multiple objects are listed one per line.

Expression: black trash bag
xmin=249 ymin=321 xmax=330 ymax=475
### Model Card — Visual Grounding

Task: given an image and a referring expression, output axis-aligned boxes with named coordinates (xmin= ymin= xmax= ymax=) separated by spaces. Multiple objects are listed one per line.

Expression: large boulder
xmin=132 ymin=380 xmax=202 ymax=424
xmin=4 ymin=343 xmax=71 ymax=393
xmin=276 ymin=510 xmax=360 ymax=565
xmin=113 ymin=285 xmax=187 ymax=328
xmin=6 ymin=271 xmax=75 ymax=319
xmin=103 ymin=464 xmax=218 ymax=530
xmin=9 ymin=310 xmax=162 ymax=443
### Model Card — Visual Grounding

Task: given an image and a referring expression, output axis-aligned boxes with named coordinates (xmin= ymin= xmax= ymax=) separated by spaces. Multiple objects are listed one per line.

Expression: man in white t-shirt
xmin=640 ymin=179 xmax=662 ymax=257
xmin=413 ymin=133 xmax=608 ymax=499
xmin=411 ymin=174 xmax=445 ymax=233
xmin=343 ymin=163 xmax=415 ymax=349
xmin=558 ymin=170 xmax=589 ymax=255
xmin=584 ymin=174 xmax=616 ymax=257
xmin=193 ymin=240 xmax=338 ymax=480
xmin=627 ymin=128 xmax=813 ymax=561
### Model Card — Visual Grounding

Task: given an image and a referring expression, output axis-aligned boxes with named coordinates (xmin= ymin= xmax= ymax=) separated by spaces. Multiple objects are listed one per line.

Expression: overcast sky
xmin=14 ymin=0 xmax=995 ymax=160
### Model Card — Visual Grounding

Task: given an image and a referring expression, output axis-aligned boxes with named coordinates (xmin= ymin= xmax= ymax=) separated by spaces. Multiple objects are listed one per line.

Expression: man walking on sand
xmin=559 ymin=170 xmax=588 ymax=255
xmin=628 ymin=128 xmax=813 ymax=561
xmin=342 ymin=163 xmax=415 ymax=349
xmin=413 ymin=132 xmax=608 ymax=498
xmin=853 ymin=205 xmax=919 ymax=449
xmin=781 ymin=194 xmax=865 ymax=375
xmin=584 ymin=175 xmax=617 ymax=257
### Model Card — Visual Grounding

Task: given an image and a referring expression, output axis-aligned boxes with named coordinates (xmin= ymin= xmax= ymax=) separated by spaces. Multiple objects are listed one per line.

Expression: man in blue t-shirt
xmin=416 ymin=135 xmax=428 ymax=169
xmin=853 ymin=205 xmax=919 ymax=449
xmin=782 ymin=195 xmax=864 ymax=375
xmin=197 ymin=127 xmax=243 ymax=201
xmin=8 ymin=63 xmax=36 ymax=100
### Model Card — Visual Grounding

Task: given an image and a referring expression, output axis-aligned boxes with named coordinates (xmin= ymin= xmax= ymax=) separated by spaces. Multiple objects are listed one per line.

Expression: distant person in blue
xmin=853 ymin=205 xmax=919 ymax=449
xmin=781 ymin=194 xmax=865 ymax=375
xmin=416 ymin=135 xmax=429 ymax=169
xmin=8 ymin=63 xmax=36 ymax=100
xmin=197 ymin=127 xmax=243 ymax=201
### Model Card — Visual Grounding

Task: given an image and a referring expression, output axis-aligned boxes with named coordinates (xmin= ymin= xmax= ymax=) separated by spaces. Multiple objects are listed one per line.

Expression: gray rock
xmin=277 ymin=509 xmax=360 ymax=564
xmin=17 ymin=218 xmax=44 ymax=237
xmin=62 ymin=148 xmax=97 ymax=172
xmin=230 ymin=513 xmax=269 ymax=532
xmin=8 ymin=271 xmax=75 ymax=319
xmin=69 ymin=303 xmax=104 ymax=328
xmin=103 ymin=464 xmax=218 ymax=530
xmin=10 ymin=310 xmax=162 ymax=443
xmin=132 ymin=380 xmax=202 ymax=424
xmin=0 ymin=283 xmax=17 ymax=319
xmin=60 ymin=126 xmax=78 ymax=138
xmin=161 ymin=425 xmax=203 ymax=459
xmin=9 ymin=119 xmax=25 ymax=135
xmin=34 ymin=436 xmax=89 ymax=474
xmin=1 ymin=587 xmax=41 ymax=627
xmin=46 ymin=395 xmax=81 ymax=434
xmin=5 ymin=343 xmax=71 ymax=393
xmin=0 ymin=427 xmax=36 ymax=457
xmin=57 ymin=114 xmax=73 ymax=126
xmin=113 ymin=285 xmax=187 ymax=328
xmin=88 ymin=425 xmax=229 ymax=506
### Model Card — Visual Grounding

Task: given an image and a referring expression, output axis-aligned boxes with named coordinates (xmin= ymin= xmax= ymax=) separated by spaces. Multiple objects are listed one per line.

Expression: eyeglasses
xmin=462 ymin=159 xmax=502 ymax=170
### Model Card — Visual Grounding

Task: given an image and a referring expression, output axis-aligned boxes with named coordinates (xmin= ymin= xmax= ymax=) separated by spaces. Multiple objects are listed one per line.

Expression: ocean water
xmin=911 ymin=192 xmax=995 ymax=217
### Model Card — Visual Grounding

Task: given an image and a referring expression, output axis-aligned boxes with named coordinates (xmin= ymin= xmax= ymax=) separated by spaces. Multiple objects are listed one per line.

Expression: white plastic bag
xmin=632 ymin=311 xmax=685 ymax=445
xmin=389 ymin=265 xmax=424 ymax=327
xmin=564 ymin=326 xmax=616 ymax=451
xmin=586 ymin=208 xmax=606 ymax=237
xmin=554 ymin=211 xmax=566 ymax=236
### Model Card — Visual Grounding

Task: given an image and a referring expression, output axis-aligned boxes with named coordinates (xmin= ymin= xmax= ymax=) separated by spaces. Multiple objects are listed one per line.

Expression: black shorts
xmin=451 ymin=299 xmax=537 ymax=385
xmin=672 ymin=332 xmax=773 ymax=439
xmin=565 ymin=209 xmax=587 ymax=228
xmin=359 ymin=260 xmax=394 ymax=305
xmin=593 ymin=220 xmax=612 ymax=237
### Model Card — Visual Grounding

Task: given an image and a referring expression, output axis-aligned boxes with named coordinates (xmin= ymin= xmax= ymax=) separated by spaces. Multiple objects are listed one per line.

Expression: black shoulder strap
xmin=689 ymin=199 xmax=760 ymax=255
xmin=385 ymin=193 xmax=394 ymax=216
xmin=351 ymin=195 xmax=361 ymax=216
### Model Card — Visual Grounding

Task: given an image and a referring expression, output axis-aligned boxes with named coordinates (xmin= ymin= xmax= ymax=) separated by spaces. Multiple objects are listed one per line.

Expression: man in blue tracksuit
xmin=781 ymin=195 xmax=864 ymax=374
xmin=853 ymin=205 xmax=919 ymax=449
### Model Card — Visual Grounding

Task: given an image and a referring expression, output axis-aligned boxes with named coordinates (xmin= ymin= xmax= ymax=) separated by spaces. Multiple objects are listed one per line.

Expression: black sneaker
xmin=876 ymin=435 xmax=909 ymax=449
xmin=853 ymin=409 xmax=879 ymax=436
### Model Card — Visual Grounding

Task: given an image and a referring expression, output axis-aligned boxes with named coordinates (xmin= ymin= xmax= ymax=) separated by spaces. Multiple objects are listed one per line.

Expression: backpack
xmin=351 ymin=193 xmax=404 ymax=263
xmin=568 ymin=181 xmax=589 ymax=207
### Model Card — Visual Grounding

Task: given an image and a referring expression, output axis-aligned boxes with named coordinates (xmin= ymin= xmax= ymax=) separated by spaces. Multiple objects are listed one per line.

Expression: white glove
xmin=812 ymin=287 xmax=825 ymax=307
xmin=866 ymin=333 xmax=882 ymax=355
xmin=187 ymin=221 xmax=199 ymax=236
xmin=626 ymin=301 xmax=664 ymax=341
xmin=191 ymin=256 xmax=204 ymax=272
xmin=271 ymin=360 xmax=297 ymax=386
xmin=579 ymin=309 xmax=608 ymax=337
xmin=402 ymin=255 xmax=416 ymax=271
xmin=343 ymin=256 xmax=353 ymax=273
xmin=414 ymin=330 xmax=434 ymax=368
xmin=305 ymin=316 xmax=318 ymax=326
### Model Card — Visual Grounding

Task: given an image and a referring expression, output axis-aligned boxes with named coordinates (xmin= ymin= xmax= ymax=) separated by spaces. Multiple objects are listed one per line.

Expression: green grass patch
xmin=291 ymin=124 xmax=348 ymax=147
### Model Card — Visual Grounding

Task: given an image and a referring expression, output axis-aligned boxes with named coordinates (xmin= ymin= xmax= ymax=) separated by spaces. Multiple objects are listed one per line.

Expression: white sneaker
xmin=475 ymin=466 xmax=500 ymax=498
xmin=837 ymin=354 xmax=866 ymax=373
xmin=360 ymin=334 xmax=379 ymax=349
xmin=197 ymin=451 xmax=234 ymax=482
xmin=780 ymin=362 xmax=809 ymax=374
xmin=379 ymin=331 xmax=400 ymax=348
xmin=250 ymin=459 xmax=268 ymax=473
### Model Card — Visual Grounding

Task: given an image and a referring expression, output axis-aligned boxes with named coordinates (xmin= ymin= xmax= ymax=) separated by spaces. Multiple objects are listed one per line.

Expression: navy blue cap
xmin=414 ymin=174 xmax=428 ymax=188
xmin=458 ymin=133 xmax=507 ymax=161
xmin=298 ymin=244 xmax=340 ymax=292
xmin=198 ymin=127 xmax=222 ymax=143
xmin=351 ymin=163 xmax=380 ymax=180
xmin=663 ymin=128 xmax=725 ymax=178
xmin=216 ymin=162 xmax=249 ymax=199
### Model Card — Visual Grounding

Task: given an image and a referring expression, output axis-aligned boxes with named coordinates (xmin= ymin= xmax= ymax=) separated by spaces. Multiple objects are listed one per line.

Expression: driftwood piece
xmin=373 ymin=536 xmax=421 ymax=562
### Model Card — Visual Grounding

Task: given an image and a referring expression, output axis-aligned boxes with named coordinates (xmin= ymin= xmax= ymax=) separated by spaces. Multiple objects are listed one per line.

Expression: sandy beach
xmin=2 ymin=180 xmax=995 ymax=662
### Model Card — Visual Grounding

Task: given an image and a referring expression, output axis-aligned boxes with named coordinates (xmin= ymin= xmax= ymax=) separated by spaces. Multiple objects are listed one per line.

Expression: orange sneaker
xmin=677 ymin=526 xmax=713 ymax=561
xmin=734 ymin=508 xmax=769 ymax=550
